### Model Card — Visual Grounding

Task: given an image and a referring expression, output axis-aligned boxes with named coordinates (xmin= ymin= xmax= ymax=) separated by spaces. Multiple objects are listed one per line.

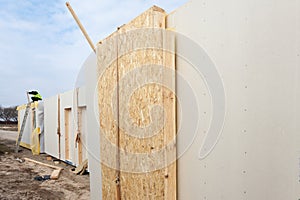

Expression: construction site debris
xmin=24 ymin=157 xmax=63 ymax=170
xmin=0 ymin=133 xmax=90 ymax=199
xmin=15 ymin=157 xmax=24 ymax=163
xmin=34 ymin=175 xmax=51 ymax=181
xmin=71 ymin=159 xmax=88 ymax=175
xmin=24 ymin=157 xmax=63 ymax=180
xmin=50 ymin=169 xmax=62 ymax=180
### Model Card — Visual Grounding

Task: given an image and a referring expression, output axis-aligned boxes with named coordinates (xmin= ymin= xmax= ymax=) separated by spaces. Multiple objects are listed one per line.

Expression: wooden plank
xmin=64 ymin=108 xmax=71 ymax=160
xmin=76 ymin=88 xmax=83 ymax=165
xmin=80 ymin=107 xmax=88 ymax=163
xmin=57 ymin=95 xmax=61 ymax=159
xmin=77 ymin=107 xmax=83 ymax=164
xmin=50 ymin=169 xmax=62 ymax=180
xmin=78 ymin=135 xmax=83 ymax=164
xmin=46 ymin=156 xmax=52 ymax=161
xmin=24 ymin=158 xmax=63 ymax=170
xmin=162 ymin=31 xmax=176 ymax=200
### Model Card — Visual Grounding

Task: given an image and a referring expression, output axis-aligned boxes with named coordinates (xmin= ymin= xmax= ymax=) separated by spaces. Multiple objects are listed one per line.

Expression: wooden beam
xmin=57 ymin=95 xmax=61 ymax=159
xmin=24 ymin=158 xmax=63 ymax=170
xmin=64 ymin=108 xmax=71 ymax=160
xmin=76 ymin=88 xmax=83 ymax=165
xmin=50 ymin=169 xmax=62 ymax=180
xmin=66 ymin=2 xmax=96 ymax=52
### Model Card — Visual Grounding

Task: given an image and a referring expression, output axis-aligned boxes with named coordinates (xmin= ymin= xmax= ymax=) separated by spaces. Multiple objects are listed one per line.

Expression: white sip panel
xmin=167 ymin=0 xmax=300 ymax=199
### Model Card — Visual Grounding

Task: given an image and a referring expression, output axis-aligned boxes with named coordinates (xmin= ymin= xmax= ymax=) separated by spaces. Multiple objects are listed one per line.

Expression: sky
xmin=0 ymin=0 xmax=187 ymax=107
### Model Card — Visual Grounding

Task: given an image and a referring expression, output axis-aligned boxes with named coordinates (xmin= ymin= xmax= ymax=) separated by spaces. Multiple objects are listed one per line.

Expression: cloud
xmin=0 ymin=0 xmax=188 ymax=106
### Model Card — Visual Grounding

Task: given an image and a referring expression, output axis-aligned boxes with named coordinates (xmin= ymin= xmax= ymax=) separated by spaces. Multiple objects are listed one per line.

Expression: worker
xmin=28 ymin=91 xmax=42 ymax=102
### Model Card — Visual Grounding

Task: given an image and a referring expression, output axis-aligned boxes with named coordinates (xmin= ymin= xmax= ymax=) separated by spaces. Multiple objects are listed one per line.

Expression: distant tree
xmin=7 ymin=106 xmax=18 ymax=122
xmin=0 ymin=106 xmax=18 ymax=123
xmin=0 ymin=105 xmax=3 ymax=121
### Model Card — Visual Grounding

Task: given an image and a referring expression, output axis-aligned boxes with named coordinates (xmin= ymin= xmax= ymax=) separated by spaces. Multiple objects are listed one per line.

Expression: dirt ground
xmin=0 ymin=130 xmax=90 ymax=200
xmin=0 ymin=124 xmax=18 ymax=132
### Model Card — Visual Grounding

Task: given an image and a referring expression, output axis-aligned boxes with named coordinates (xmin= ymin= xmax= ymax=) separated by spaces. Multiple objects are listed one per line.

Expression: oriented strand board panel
xmin=97 ymin=6 xmax=176 ymax=200
xmin=44 ymin=95 xmax=60 ymax=158
xmin=167 ymin=0 xmax=300 ymax=199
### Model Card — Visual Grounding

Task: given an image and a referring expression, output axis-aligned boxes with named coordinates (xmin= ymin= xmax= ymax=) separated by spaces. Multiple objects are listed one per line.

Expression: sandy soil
xmin=0 ymin=124 xmax=18 ymax=132
xmin=0 ymin=130 xmax=90 ymax=200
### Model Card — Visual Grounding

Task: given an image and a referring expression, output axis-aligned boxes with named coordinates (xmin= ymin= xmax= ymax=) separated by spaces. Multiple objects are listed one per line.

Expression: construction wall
xmin=17 ymin=102 xmax=44 ymax=154
xmin=74 ymin=87 xmax=88 ymax=165
xmin=167 ymin=0 xmax=300 ymax=199
xmin=84 ymin=53 xmax=102 ymax=199
xmin=96 ymin=6 xmax=176 ymax=200
xmin=43 ymin=88 xmax=88 ymax=167
xmin=44 ymin=95 xmax=60 ymax=158
xmin=38 ymin=0 xmax=299 ymax=199
xmin=59 ymin=90 xmax=74 ymax=162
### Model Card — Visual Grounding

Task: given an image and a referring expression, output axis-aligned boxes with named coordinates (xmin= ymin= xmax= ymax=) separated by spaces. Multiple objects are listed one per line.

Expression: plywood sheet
xmin=97 ymin=5 xmax=176 ymax=200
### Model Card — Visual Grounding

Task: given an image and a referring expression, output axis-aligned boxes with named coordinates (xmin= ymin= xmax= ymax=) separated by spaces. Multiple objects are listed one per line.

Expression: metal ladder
xmin=15 ymin=103 xmax=31 ymax=153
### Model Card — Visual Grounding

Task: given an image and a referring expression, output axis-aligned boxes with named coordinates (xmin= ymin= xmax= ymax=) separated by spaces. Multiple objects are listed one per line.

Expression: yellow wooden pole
xmin=66 ymin=2 xmax=96 ymax=53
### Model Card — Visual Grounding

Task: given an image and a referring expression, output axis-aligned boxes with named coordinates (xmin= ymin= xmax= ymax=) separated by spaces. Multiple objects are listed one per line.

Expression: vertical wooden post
xmin=77 ymin=107 xmax=83 ymax=165
xmin=57 ymin=95 xmax=61 ymax=159
xmin=64 ymin=108 xmax=71 ymax=160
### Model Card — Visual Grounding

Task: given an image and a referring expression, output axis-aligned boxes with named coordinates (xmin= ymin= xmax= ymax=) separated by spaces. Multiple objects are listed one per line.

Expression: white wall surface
xmin=78 ymin=86 xmax=86 ymax=107
xmin=85 ymin=53 xmax=102 ymax=199
xmin=167 ymin=0 xmax=300 ymax=199
xmin=44 ymin=95 xmax=60 ymax=158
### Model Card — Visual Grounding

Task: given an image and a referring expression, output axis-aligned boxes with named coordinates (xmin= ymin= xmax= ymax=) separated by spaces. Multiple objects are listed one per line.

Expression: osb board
xmin=117 ymin=5 xmax=165 ymax=34
xmin=97 ymin=6 xmax=176 ymax=200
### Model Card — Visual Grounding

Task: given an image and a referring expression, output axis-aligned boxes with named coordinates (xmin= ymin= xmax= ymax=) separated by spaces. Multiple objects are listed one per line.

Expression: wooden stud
xmin=75 ymin=87 xmax=84 ymax=165
xmin=57 ymin=95 xmax=61 ymax=159
xmin=64 ymin=108 xmax=71 ymax=160
xmin=78 ymin=107 xmax=83 ymax=165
